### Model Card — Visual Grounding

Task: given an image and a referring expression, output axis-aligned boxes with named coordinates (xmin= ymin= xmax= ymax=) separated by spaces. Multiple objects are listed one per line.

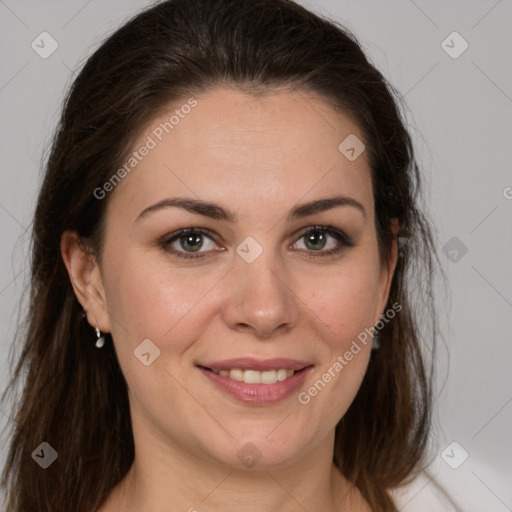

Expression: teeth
xmin=277 ymin=369 xmax=288 ymax=381
xmin=244 ymin=370 xmax=261 ymax=384
xmin=213 ymin=368 xmax=296 ymax=384
xmin=230 ymin=369 xmax=244 ymax=381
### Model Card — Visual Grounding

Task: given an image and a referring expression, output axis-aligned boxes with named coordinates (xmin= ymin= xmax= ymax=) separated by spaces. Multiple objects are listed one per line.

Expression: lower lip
xmin=198 ymin=366 xmax=313 ymax=405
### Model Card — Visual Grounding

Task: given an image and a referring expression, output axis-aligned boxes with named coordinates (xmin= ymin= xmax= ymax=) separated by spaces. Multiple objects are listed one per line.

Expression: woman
xmin=0 ymin=0 xmax=455 ymax=510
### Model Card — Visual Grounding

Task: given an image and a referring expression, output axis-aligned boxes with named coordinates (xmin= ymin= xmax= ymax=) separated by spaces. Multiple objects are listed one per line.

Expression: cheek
xmin=103 ymin=251 xmax=219 ymax=356
xmin=297 ymin=257 xmax=379 ymax=414
xmin=304 ymin=257 xmax=381 ymax=344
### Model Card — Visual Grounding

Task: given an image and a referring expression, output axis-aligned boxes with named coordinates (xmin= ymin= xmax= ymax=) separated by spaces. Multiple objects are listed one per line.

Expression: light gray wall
xmin=1 ymin=1 xmax=510 ymax=510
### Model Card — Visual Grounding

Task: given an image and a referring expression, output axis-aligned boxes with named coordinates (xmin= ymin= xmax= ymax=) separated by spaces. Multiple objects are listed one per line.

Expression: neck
xmin=102 ymin=416 xmax=361 ymax=512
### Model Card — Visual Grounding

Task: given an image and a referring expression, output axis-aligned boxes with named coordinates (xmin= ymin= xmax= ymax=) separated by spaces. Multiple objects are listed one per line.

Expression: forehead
xmin=108 ymin=86 xmax=373 ymax=222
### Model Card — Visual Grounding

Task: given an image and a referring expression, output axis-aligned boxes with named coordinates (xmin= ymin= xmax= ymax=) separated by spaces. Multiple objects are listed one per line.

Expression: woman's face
xmin=87 ymin=86 xmax=397 ymax=470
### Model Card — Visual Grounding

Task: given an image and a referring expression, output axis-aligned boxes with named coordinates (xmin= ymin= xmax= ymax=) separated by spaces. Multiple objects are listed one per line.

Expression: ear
xmin=375 ymin=218 xmax=400 ymax=324
xmin=60 ymin=230 xmax=111 ymax=333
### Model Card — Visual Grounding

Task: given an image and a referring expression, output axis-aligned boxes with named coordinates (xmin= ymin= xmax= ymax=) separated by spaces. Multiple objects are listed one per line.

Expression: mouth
xmin=196 ymin=358 xmax=314 ymax=404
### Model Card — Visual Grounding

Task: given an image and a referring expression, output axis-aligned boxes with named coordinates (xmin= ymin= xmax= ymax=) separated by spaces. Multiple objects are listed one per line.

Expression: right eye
xmin=159 ymin=227 xmax=222 ymax=259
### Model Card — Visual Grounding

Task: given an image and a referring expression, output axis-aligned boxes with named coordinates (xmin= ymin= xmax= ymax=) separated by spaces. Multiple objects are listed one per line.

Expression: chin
xmin=202 ymin=429 xmax=315 ymax=471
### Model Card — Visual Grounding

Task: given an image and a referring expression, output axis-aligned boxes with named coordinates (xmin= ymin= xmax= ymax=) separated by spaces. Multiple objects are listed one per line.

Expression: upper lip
xmin=198 ymin=358 xmax=313 ymax=371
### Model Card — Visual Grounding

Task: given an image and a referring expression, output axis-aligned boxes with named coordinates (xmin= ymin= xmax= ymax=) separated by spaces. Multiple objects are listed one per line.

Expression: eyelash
xmin=158 ymin=225 xmax=354 ymax=260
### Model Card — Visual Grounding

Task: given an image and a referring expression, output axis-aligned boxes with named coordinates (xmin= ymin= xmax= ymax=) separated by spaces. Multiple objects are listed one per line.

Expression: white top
xmin=390 ymin=472 xmax=460 ymax=512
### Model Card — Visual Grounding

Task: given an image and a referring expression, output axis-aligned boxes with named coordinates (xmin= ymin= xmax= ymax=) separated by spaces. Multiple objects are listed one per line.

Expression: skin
xmin=61 ymin=86 xmax=399 ymax=512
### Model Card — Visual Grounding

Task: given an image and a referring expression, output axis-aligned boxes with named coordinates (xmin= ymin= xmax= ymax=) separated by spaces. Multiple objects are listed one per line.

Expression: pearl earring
xmin=95 ymin=325 xmax=105 ymax=348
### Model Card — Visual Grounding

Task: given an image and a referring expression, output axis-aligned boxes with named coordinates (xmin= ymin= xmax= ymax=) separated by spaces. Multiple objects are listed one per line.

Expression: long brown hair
xmin=1 ymin=0 xmax=448 ymax=510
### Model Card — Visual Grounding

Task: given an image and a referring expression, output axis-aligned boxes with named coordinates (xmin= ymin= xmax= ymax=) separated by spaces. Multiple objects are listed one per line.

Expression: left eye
xmin=292 ymin=226 xmax=345 ymax=253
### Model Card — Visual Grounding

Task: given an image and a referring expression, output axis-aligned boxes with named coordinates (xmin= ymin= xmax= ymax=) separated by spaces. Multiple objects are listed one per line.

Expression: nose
xmin=221 ymin=250 xmax=299 ymax=339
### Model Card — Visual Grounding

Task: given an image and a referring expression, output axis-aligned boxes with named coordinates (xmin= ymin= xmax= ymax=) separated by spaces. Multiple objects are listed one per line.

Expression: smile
xmin=196 ymin=358 xmax=314 ymax=404
xmin=210 ymin=368 xmax=295 ymax=384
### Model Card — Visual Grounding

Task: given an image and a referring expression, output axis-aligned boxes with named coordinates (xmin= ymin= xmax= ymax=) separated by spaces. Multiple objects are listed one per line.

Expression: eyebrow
xmin=135 ymin=195 xmax=366 ymax=223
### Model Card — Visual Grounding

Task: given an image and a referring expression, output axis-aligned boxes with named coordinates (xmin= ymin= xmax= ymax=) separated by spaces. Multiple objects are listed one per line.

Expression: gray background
xmin=0 ymin=0 xmax=511 ymax=510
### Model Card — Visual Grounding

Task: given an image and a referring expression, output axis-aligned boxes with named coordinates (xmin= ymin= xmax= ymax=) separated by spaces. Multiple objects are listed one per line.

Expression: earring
xmin=371 ymin=329 xmax=380 ymax=350
xmin=95 ymin=325 xmax=105 ymax=348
